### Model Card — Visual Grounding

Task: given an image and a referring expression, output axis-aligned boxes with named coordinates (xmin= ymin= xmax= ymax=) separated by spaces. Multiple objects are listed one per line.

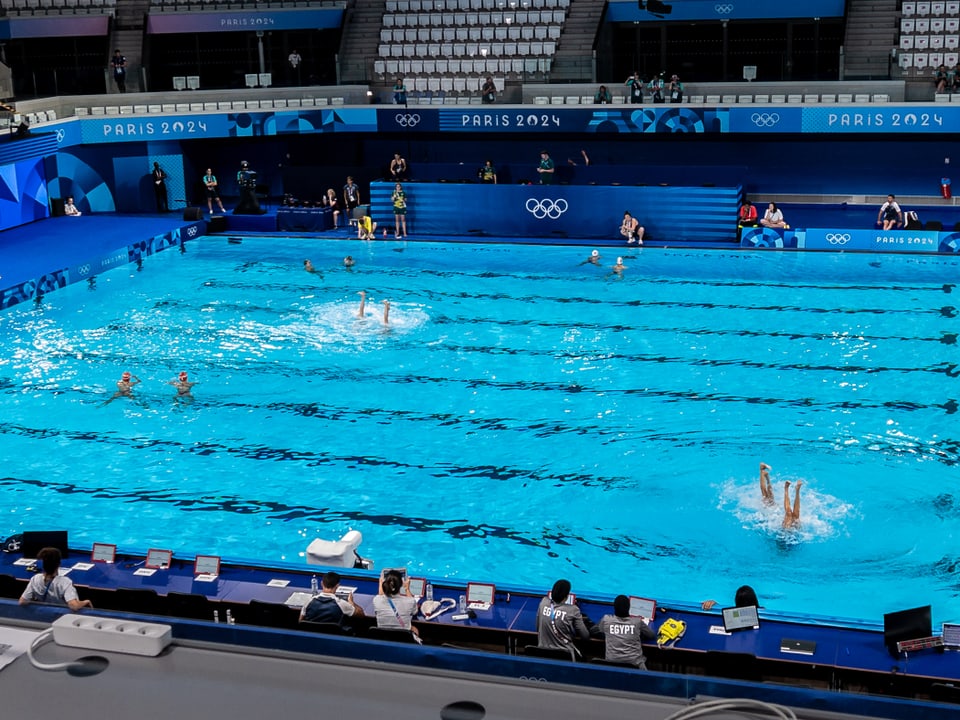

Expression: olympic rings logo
xmin=55 ymin=129 xmax=66 ymax=143
xmin=525 ymin=198 xmax=568 ymax=219
xmin=751 ymin=112 xmax=780 ymax=127
xmin=714 ymin=3 xmax=734 ymax=14
xmin=76 ymin=264 xmax=90 ymax=276
xmin=187 ymin=226 xmax=198 ymax=237
xmin=826 ymin=233 xmax=851 ymax=245
xmin=394 ymin=113 xmax=421 ymax=127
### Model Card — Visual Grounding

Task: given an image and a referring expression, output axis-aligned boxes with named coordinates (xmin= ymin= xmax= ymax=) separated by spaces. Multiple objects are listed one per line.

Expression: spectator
xmin=625 ymin=70 xmax=644 ymax=104
xmin=478 ymin=159 xmax=497 ymax=184
xmin=668 ymin=74 xmax=684 ymax=103
xmin=111 ymin=49 xmax=126 ymax=93
xmin=648 ymin=74 xmax=665 ymax=103
xmin=392 ymin=78 xmax=408 ymax=106
xmin=536 ymin=579 xmax=590 ymax=657
xmin=300 ymin=571 xmax=364 ymax=625
xmin=952 ymin=62 xmax=960 ymax=92
xmin=152 ymin=162 xmax=168 ymax=213
xmin=64 ymin=196 xmax=82 ymax=217
xmin=737 ymin=199 xmax=757 ymax=239
xmin=326 ymin=188 xmax=341 ymax=228
xmin=19 ymin=547 xmax=92 ymax=610
xmin=288 ymin=48 xmax=302 ymax=86
xmin=389 ymin=152 xmax=408 ymax=181
xmin=372 ymin=568 xmax=419 ymax=638
xmin=343 ymin=176 xmax=361 ymax=220
xmin=482 ymin=76 xmax=497 ymax=103
xmin=392 ymin=182 xmax=408 ymax=239
xmin=594 ymin=85 xmax=612 ymax=104
xmin=760 ymin=201 xmax=786 ymax=229
xmin=701 ymin=585 xmax=760 ymax=612
xmin=620 ymin=211 xmax=644 ymax=245
xmin=935 ymin=64 xmax=949 ymax=94
xmin=536 ymin=150 xmax=555 ymax=185
xmin=203 ymin=168 xmax=226 ymax=215
xmin=598 ymin=595 xmax=656 ymax=669
xmin=876 ymin=194 xmax=902 ymax=230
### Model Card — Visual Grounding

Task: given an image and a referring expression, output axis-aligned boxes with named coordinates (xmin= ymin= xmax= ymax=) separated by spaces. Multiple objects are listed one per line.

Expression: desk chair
xmin=0 ymin=573 xmax=24 ymax=599
xmin=166 ymin=591 xmax=213 ymax=621
xmin=926 ymin=220 xmax=944 ymax=230
xmin=524 ymin=645 xmax=576 ymax=661
xmin=301 ymin=620 xmax=352 ymax=636
xmin=245 ymin=599 xmax=301 ymax=629
xmin=114 ymin=587 xmax=163 ymax=616
xmin=589 ymin=658 xmax=640 ymax=670
xmin=365 ymin=627 xmax=420 ymax=643
xmin=703 ymin=650 xmax=761 ymax=682
xmin=930 ymin=682 xmax=960 ymax=704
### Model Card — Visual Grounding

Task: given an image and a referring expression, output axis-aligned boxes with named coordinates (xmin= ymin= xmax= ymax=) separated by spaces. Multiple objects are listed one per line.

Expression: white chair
xmin=902 ymin=0 xmax=916 ymax=13
xmin=915 ymin=52 xmax=930 ymax=69
xmin=917 ymin=1 xmax=931 ymax=14
xmin=916 ymin=18 xmax=930 ymax=33
xmin=932 ymin=0 xmax=945 ymax=13
xmin=737 ymin=94 xmax=751 ymax=103
xmin=837 ymin=93 xmax=853 ymax=102
xmin=872 ymin=94 xmax=890 ymax=102
xmin=820 ymin=94 xmax=837 ymax=103
xmin=787 ymin=94 xmax=802 ymax=103
xmin=533 ymin=96 xmax=548 ymax=105
xmin=948 ymin=0 xmax=959 ymax=13
xmin=612 ymin=95 xmax=625 ymax=104
xmin=936 ymin=91 xmax=951 ymax=102
xmin=770 ymin=94 xmax=785 ymax=103
xmin=899 ymin=52 xmax=914 ymax=69
xmin=946 ymin=33 xmax=959 ymax=48
xmin=901 ymin=18 xmax=915 ymax=33
xmin=932 ymin=18 xmax=945 ymax=33
xmin=854 ymin=93 xmax=870 ymax=103
xmin=901 ymin=36 xmax=915 ymax=50
xmin=550 ymin=95 xmax=563 ymax=104
xmin=803 ymin=94 xmax=819 ymax=102
xmin=946 ymin=51 xmax=959 ymax=64
xmin=916 ymin=35 xmax=930 ymax=49
xmin=933 ymin=36 xmax=946 ymax=49
xmin=704 ymin=94 xmax=720 ymax=103
xmin=931 ymin=51 xmax=944 ymax=65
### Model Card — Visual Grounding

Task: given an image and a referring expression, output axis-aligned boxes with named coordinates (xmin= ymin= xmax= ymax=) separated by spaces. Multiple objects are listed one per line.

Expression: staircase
xmin=842 ymin=0 xmax=899 ymax=79
xmin=110 ymin=0 xmax=150 ymax=93
xmin=340 ymin=0 xmax=387 ymax=84
xmin=550 ymin=0 xmax=606 ymax=82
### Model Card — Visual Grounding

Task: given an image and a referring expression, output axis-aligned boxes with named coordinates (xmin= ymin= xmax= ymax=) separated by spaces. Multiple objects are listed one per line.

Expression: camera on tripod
xmin=239 ymin=170 xmax=258 ymax=188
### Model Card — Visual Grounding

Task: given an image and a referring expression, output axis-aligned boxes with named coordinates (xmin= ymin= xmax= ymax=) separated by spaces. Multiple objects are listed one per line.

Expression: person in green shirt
xmin=479 ymin=160 xmax=497 ymax=184
xmin=537 ymin=150 xmax=554 ymax=185
xmin=392 ymin=182 xmax=408 ymax=239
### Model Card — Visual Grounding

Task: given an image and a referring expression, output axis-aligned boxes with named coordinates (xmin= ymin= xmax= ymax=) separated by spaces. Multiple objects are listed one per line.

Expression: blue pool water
xmin=1 ymin=238 xmax=959 ymax=624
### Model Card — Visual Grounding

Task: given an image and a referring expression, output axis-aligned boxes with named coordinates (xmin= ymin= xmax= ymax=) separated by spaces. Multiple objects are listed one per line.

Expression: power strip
xmin=51 ymin=615 xmax=172 ymax=657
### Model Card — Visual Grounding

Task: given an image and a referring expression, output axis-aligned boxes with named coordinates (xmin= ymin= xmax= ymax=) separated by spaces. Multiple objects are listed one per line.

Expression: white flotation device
xmin=306 ymin=530 xmax=372 ymax=569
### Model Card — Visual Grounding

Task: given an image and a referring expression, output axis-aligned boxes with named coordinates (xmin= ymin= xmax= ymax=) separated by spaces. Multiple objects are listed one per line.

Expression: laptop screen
xmin=145 ymin=548 xmax=172 ymax=569
xmin=629 ymin=596 xmax=656 ymax=619
xmin=723 ymin=605 xmax=760 ymax=632
xmin=943 ymin=623 xmax=960 ymax=647
xmin=467 ymin=582 xmax=495 ymax=604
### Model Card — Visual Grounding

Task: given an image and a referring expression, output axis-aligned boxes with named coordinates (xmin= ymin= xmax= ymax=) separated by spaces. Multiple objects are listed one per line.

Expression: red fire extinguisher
xmin=942 ymin=177 xmax=952 ymax=199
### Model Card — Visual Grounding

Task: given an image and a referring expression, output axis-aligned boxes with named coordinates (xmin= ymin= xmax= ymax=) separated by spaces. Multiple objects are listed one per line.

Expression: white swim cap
xmin=591 ymin=250 xmax=599 ymax=257
xmin=617 ymin=257 xmax=623 ymax=264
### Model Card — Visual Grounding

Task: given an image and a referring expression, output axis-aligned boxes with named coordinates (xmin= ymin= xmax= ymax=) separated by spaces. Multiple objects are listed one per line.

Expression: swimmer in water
xmin=759 ymin=462 xmax=774 ymax=506
xmin=169 ymin=371 xmax=196 ymax=399
xmin=383 ymin=299 xmax=390 ymax=326
xmin=579 ymin=249 xmax=602 ymax=266
xmin=357 ymin=290 xmax=366 ymax=318
xmin=103 ymin=371 xmax=140 ymax=406
xmin=304 ymin=259 xmax=319 ymax=273
xmin=782 ymin=480 xmax=802 ymax=530
xmin=343 ymin=256 xmax=355 ymax=268
xmin=612 ymin=256 xmax=626 ymax=275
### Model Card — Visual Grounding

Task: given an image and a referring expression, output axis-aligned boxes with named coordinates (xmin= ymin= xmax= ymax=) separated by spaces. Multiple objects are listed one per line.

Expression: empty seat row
xmin=3 ymin=0 xmax=115 ymax=8
xmin=900 ymin=34 xmax=960 ymax=50
xmin=375 ymin=57 xmax=550 ymax=77
xmin=75 ymin=97 xmax=341 ymax=116
xmin=384 ymin=9 xmax=566 ymax=26
xmin=380 ymin=26 xmax=560 ymax=43
xmin=902 ymin=0 xmax=959 ymax=16
xmin=533 ymin=95 xmax=629 ymax=105
xmin=386 ymin=0 xmax=569 ymax=11
xmin=400 ymin=75 xmax=504 ymax=94
xmin=900 ymin=17 xmax=960 ymax=33
xmin=403 ymin=94 xmax=485 ymax=105
xmin=900 ymin=51 xmax=958 ymax=69
xmin=377 ymin=40 xmax=556 ymax=58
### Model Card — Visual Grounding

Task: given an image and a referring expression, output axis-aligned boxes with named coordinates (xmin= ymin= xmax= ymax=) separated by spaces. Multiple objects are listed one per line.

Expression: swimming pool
xmin=2 ymin=238 xmax=959 ymax=624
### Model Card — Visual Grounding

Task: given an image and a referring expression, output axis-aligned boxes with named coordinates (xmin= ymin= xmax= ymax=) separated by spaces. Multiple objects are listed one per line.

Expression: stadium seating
xmin=897 ymin=0 xmax=960 ymax=82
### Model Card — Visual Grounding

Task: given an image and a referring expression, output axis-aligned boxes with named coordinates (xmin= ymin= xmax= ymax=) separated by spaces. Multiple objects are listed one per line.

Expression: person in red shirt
xmin=737 ymin=199 xmax=758 ymax=240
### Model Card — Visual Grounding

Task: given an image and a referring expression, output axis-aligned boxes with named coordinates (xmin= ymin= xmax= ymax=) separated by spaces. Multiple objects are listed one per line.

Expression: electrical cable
xmin=661 ymin=697 xmax=798 ymax=720
xmin=27 ymin=628 xmax=109 ymax=676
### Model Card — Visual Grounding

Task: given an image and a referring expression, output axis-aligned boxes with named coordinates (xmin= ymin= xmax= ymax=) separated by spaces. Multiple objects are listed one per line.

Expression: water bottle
xmin=425 ymin=583 xmax=434 ymax=602
xmin=458 ymin=594 xmax=466 ymax=614
xmin=213 ymin=610 xmax=220 ymax=623
xmin=311 ymin=574 xmax=319 ymax=596
xmin=225 ymin=609 xmax=233 ymax=625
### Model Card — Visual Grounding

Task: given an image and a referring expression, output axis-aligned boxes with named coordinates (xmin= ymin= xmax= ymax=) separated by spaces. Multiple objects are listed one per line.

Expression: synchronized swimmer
xmin=103 ymin=370 xmax=195 ymax=406
xmin=357 ymin=290 xmax=390 ymax=325
xmin=759 ymin=462 xmax=802 ymax=530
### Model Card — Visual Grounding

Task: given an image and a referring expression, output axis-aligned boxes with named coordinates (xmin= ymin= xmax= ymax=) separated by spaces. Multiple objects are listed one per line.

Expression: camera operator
xmin=234 ymin=160 xmax=263 ymax=215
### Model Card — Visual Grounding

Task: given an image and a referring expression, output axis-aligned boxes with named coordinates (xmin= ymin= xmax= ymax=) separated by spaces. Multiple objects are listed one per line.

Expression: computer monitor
xmin=884 ymin=605 xmax=932 ymax=655
xmin=194 ymin=554 xmax=220 ymax=576
xmin=145 ymin=548 xmax=173 ymax=569
xmin=943 ymin=622 xmax=960 ymax=648
xmin=466 ymin=582 xmax=495 ymax=605
xmin=21 ymin=530 xmax=69 ymax=560
xmin=91 ymin=543 xmax=116 ymax=563
xmin=722 ymin=605 xmax=760 ymax=632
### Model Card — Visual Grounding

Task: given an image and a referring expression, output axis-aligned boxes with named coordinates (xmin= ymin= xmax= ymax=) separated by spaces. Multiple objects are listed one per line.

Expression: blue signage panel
xmin=801 ymin=107 xmax=955 ymax=133
xmin=146 ymin=8 xmax=343 ymax=34
xmin=798 ymin=228 xmax=941 ymax=252
xmin=0 ymin=15 xmax=108 ymax=39
xmin=606 ymin=0 xmax=845 ymax=22
xmin=727 ymin=107 xmax=802 ymax=134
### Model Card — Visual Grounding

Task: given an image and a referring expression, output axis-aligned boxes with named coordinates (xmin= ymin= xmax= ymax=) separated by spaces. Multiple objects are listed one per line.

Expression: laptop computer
xmin=722 ymin=605 xmax=760 ymax=632
xmin=628 ymin=596 xmax=656 ymax=620
xmin=942 ymin=622 xmax=960 ymax=648
xmin=466 ymin=582 xmax=495 ymax=611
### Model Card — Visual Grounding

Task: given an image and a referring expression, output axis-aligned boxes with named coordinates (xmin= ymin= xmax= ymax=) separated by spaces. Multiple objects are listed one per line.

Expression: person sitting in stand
xmin=737 ymin=199 xmax=757 ymax=238
xmin=19 ymin=547 xmax=93 ymax=610
xmin=64 ymin=196 xmax=82 ymax=217
xmin=478 ymin=159 xmax=497 ymax=184
xmin=876 ymin=194 xmax=902 ymax=230
xmin=392 ymin=78 xmax=408 ymax=105
xmin=481 ymin=76 xmax=497 ymax=103
xmin=536 ymin=579 xmax=591 ymax=657
xmin=326 ymin=188 xmax=341 ymax=228
xmin=372 ymin=568 xmax=419 ymax=639
xmin=594 ymin=85 xmax=612 ymax=104
xmin=953 ymin=62 xmax=960 ymax=93
xmin=760 ymin=201 xmax=787 ymax=229
xmin=300 ymin=571 xmax=365 ymax=628
xmin=935 ymin=64 xmax=950 ymax=94
xmin=599 ymin=595 xmax=656 ymax=669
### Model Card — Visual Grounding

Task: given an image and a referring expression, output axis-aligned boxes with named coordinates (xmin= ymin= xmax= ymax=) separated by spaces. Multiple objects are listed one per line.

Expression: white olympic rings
xmin=751 ymin=112 xmax=780 ymax=127
xmin=825 ymin=233 xmax=851 ymax=245
xmin=525 ymin=198 xmax=569 ymax=219
xmin=394 ymin=113 xmax=421 ymax=127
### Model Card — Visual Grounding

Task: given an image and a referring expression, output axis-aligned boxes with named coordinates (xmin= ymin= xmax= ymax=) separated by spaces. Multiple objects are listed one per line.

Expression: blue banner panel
xmin=369 ymin=182 xmax=739 ymax=242
xmin=739 ymin=227 xmax=799 ymax=249
xmin=799 ymin=228 xmax=941 ymax=252
xmin=0 ymin=156 xmax=48 ymax=232
xmin=146 ymin=8 xmax=343 ymax=34
xmin=801 ymin=107 xmax=955 ymax=133
xmin=728 ymin=107 xmax=802 ymax=134
xmin=0 ymin=15 xmax=109 ymax=39
xmin=606 ymin=0 xmax=845 ymax=22
xmin=940 ymin=231 xmax=960 ymax=253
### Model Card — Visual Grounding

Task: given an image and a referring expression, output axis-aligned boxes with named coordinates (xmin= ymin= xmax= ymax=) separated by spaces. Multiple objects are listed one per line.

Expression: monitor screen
xmin=407 ymin=577 xmax=425 ymax=597
xmin=194 ymin=555 xmax=220 ymax=576
xmin=629 ymin=596 xmax=656 ymax=619
xmin=723 ymin=605 xmax=760 ymax=632
xmin=943 ymin=622 xmax=960 ymax=648
xmin=91 ymin=543 xmax=116 ymax=563
xmin=145 ymin=548 xmax=172 ymax=569
xmin=467 ymin=582 xmax=495 ymax=604
xmin=884 ymin=605 xmax=932 ymax=655
xmin=21 ymin=530 xmax=69 ymax=560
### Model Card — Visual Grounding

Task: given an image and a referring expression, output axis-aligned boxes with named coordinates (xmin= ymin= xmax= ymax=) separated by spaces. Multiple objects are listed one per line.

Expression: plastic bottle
xmin=226 ymin=609 xmax=234 ymax=625
xmin=458 ymin=594 xmax=466 ymax=614
xmin=425 ymin=583 xmax=434 ymax=602
xmin=213 ymin=610 xmax=220 ymax=623
xmin=311 ymin=574 xmax=319 ymax=596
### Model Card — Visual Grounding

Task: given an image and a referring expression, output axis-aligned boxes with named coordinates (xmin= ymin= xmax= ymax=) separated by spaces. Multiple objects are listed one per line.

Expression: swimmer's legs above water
xmin=759 ymin=462 xmax=773 ymax=505
xmin=383 ymin=300 xmax=390 ymax=326
xmin=783 ymin=480 xmax=802 ymax=529
xmin=357 ymin=290 xmax=366 ymax=318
